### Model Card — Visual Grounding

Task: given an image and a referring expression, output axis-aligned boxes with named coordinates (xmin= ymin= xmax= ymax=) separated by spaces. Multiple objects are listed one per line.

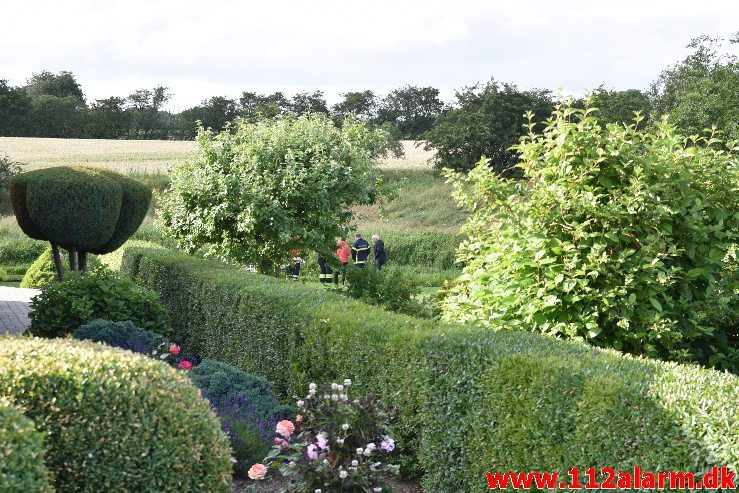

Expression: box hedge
xmin=0 ymin=336 xmax=232 ymax=493
xmin=118 ymin=246 xmax=739 ymax=490
xmin=0 ymin=399 xmax=52 ymax=493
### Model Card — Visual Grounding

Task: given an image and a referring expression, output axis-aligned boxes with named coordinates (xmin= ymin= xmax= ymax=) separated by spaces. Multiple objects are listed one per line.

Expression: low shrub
xmin=28 ymin=269 xmax=169 ymax=338
xmin=0 ymin=336 xmax=232 ymax=493
xmin=0 ymin=399 xmax=52 ymax=493
xmin=73 ymin=318 xmax=168 ymax=355
xmin=345 ymin=264 xmax=429 ymax=317
xmin=21 ymin=247 xmax=103 ymax=288
xmin=0 ymin=237 xmax=46 ymax=265
xmin=190 ymin=359 xmax=293 ymax=476
xmin=117 ymin=247 xmax=739 ymax=490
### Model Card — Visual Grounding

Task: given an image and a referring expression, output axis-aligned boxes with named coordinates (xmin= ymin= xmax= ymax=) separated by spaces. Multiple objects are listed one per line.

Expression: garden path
xmin=0 ymin=286 xmax=39 ymax=335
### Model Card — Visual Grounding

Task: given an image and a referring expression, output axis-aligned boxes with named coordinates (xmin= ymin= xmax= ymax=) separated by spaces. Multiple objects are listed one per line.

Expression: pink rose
xmin=178 ymin=360 xmax=193 ymax=371
xmin=248 ymin=463 xmax=267 ymax=480
xmin=274 ymin=437 xmax=281 ymax=444
xmin=281 ymin=440 xmax=288 ymax=448
xmin=275 ymin=419 xmax=295 ymax=437
xmin=169 ymin=344 xmax=181 ymax=356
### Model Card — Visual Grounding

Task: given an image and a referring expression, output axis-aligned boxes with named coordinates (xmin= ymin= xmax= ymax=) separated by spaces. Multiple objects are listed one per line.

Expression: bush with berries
xmin=249 ymin=379 xmax=398 ymax=492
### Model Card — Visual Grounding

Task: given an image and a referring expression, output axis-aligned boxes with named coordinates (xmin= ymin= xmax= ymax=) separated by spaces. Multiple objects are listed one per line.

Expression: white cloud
xmin=1 ymin=0 xmax=736 ymax=110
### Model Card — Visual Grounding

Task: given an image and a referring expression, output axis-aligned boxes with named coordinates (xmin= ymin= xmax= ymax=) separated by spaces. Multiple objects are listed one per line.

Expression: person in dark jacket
xmin=351 ymin=233 xmax=371 ymax=268
xmin=372 ymin=234 xmax=387 ymax=270
xmin=317 ymin=255 xmax=333 ymax=284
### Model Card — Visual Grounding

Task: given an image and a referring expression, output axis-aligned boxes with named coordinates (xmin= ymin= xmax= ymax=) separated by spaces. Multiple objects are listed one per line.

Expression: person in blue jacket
xmin=372 ymin=234 xmax=387 ymax=270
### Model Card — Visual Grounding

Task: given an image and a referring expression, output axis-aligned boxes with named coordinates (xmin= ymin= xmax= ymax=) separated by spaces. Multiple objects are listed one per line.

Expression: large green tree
xmin=377 ymin=85 xmax=442 ymax=139
xmin=0 ymin=80 xmax=32 ymax=136
xmin=25 ymin=70 xmax=84 ymax=101
xmin=423 ymin=79 xmax=553 ymax=174
xmin=160 ymin=114 xmax=393 ymax=272
xmin=585 ymin=86 xmax=652 ymax=127
xmin=442 ymin=104 xmax=739 ymax=371
xmin=331 ymin=90 xmax=377 ymax=124
xmin=651 ymin=34 xmax=739 ymax=141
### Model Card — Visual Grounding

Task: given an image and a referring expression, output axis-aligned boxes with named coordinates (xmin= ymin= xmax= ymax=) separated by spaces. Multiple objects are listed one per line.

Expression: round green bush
xmin=9 ymin=166 xmax=151 ymax=254
xmin=28 ymin=269 xmax=169 ymax=338
xmin=0 ymin=336 xmax=232 ymax=493
xmin=73 ymin=318 xmax=168 ymax=355
xmin=21 ymin=247 xmax=103 ymax=288
xmin=0 ymin=399 xmax=52 ymax=493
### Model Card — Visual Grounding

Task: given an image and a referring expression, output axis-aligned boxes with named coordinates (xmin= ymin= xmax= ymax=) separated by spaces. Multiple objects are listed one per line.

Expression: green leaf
xmin=649 ymin=297 xmax=662 ymax=312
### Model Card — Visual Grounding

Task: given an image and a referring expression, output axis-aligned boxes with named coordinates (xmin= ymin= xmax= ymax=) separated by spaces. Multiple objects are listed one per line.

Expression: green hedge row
xmin=118 ymin=246 xmax=739 ymax=491
xmin=0 ymin=399 xmax=52 ymax=493
xmin=0 ymin=337 xmax=232 ymax=493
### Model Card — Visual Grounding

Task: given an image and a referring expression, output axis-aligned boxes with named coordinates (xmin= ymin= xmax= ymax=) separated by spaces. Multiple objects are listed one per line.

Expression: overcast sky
xmin=1 ymin=0 xmax=737 ymax=111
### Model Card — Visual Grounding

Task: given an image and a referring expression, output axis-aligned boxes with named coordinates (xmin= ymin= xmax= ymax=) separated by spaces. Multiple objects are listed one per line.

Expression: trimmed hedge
xmin=0 ymin=336 xmax=232 ymax=493
xmin=118 ymin=247 xmax=739 ymax=489
xmin=73 ymin=318 xmax=168 ymax=355
xmin=0 ymin=399 xmax=52 ymax=493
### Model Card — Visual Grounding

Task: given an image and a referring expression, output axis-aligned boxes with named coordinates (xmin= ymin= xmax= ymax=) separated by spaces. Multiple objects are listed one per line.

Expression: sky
xmin=1 ymin=0 xmax=737 ymax=111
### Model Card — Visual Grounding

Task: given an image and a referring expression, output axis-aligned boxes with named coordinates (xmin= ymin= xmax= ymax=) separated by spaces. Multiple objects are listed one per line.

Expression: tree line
xmin=1 ymin=34 xmax=736 ymax=173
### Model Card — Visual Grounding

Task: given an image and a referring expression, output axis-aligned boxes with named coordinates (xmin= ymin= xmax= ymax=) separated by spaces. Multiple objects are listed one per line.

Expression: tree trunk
xmin=69 ymin=247 xmax=79 ymax=272
xmin=79 ymin=251 xmax=88 ymax=272
xmin=51 ymin=244 xmax=64 ymax=281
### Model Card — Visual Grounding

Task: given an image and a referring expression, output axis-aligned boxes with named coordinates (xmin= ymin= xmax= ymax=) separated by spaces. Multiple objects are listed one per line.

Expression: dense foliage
xmin=21 ymin=248 xmax=102 ymax=288
xmin=0 ymin=399 xmax=52 ymax=493
xmin=0 ymin=336 xmax=232 ymax=493
xmin=423 ymin=79 xmax=553 ymax=174
xmin=253 ymin=381 xmax=399 ymax=491
xmin=442 ymin=104 xmax=739 ymax=370
xmin=112 ymin=246 xmax=739 ymax=489
xmin=29 ymin=270 xmax=169 ymax=338
xmin=73 ymin=318 xmax=168 ymax=354
xmin=161 ymin=114 xmax=390 ymax=272
xmin=651 ymin=34 xmax=739 ymax=142
xmin=345 ymin=265 xmax=428 ymax=317
xmin=10 ymin=166 xmax=151 ymax=277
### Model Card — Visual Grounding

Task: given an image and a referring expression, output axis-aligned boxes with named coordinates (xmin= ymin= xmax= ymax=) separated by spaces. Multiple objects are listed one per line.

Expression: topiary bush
xmin=0 ymin=336 xmax=232 ymax=493
xmin=28 ymin=269 xmax=168 ymax=338
xmin=0 ymin=399 xmax=52 ymax=493
xmin=10 ymin=166 xmax=151 ymax=278
xmin=73 ymin=318 xmax=168 ymax=355
xmin=21 ymin=247 xmax=103 ymax=288
xmin=443 ymin=104 xmax=739 ymax=371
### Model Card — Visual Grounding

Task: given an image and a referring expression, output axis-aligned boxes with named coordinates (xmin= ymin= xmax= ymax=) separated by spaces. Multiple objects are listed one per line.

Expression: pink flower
xmin=169 ymin=344 xmax=181 ymax=356
xmin=274 ymin=437 xmax=281 ymax=444
xmin=178 ymin=360 xmax=193 ymax=371
xmin=248 ymin=463 xmax=267 ymax=480
xmin=275 ymin=420 xmax=295 ymax=438
xmin=316 ymin=432 xmax=329 ymax=451
xmin=296 ymin=414 xmax=303 ymax=424
xmin=281 ymin=440 xmax=288 ymax=448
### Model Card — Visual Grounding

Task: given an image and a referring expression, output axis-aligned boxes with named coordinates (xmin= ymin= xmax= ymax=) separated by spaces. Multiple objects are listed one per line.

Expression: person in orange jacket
xmin=334 ymin=237 xmax=351 ymax=284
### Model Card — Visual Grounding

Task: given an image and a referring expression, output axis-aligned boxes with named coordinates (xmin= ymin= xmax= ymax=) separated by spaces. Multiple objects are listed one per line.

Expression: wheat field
xmin=0 ymin=138 xmax=435 ymax=173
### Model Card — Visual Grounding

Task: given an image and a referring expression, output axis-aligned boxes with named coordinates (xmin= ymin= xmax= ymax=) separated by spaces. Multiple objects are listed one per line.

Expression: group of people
xmin=319 ymin=233 xmax=386 ymax=284
xmin=287 ymin=233 xmax=386 ymax=284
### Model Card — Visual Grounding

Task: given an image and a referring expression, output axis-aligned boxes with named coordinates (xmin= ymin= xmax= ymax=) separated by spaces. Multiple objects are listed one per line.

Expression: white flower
xmin=309 ymin=382 xmax=317 ymax=390
xmin=344 ymin=379 xmax=352 ymax=386
xmin=336 ymin=438 xmax=345 ymax=445
xmin=331 ymin=383 xmax=339 ymax=390
xmin=363 ymin=448 xmax=372 ymax=456
xmin=315 ymin=490 xmax=322 ymax=493
xmin=337 ymin=384 xmax=344 ymax=392
xmin=351 ymin=460 xmax=359 ymax=467
xmin=323 ymin=459 xmax=329 ymax=465
xmin=341 ymin=423 xmax=350 ymax=431
xmin=366 ymin=443 xmax=376 ymax=450
xmin=323 ymin=394 xmax=330 ymax=400
xmin=331 ymin=394 xmax=339 ymax=401
xmin=289 ymin=461 xmax=296 ymax=467
xmin=308 ymin=389 xmax=316 ymax=396
xmin=339 ymin=470 xmax=348 ymax=479
xmin=353 ymin=399 xmax=360 ymax=405
xmin=374 ymin=488 xmax=382 ymax=492
xmin=356 ymin=447 xmax=364 ymax=455
xmin=297 ymin=400 xmax=305 ymax=407
xmin=341 ymin=394 xmax=348 ymax=401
